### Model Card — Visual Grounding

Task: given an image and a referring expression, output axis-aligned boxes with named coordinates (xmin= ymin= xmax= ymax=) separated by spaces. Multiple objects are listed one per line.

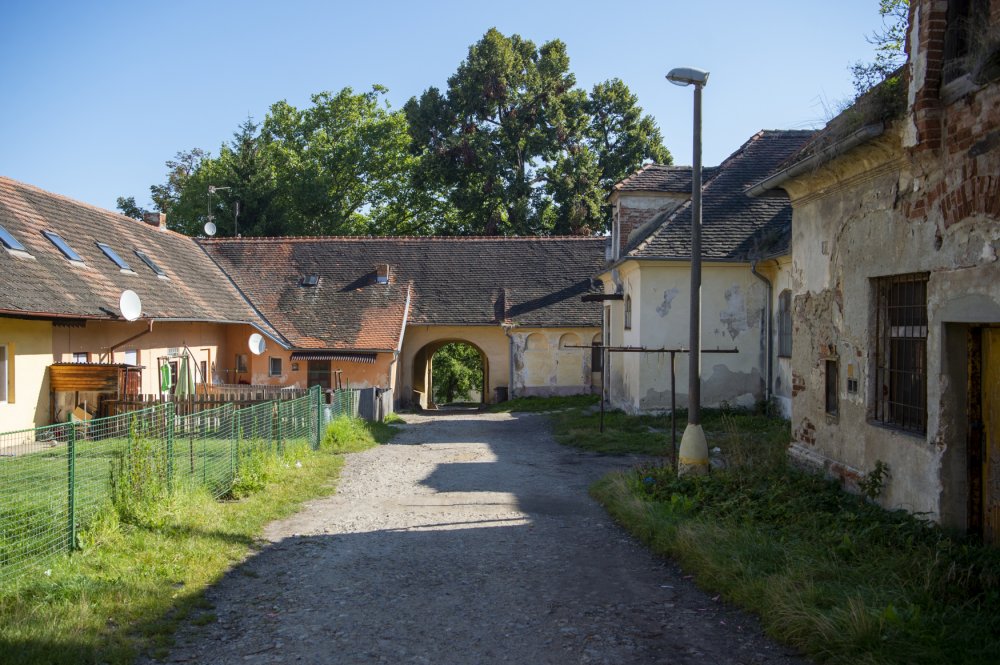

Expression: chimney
xmin=375 ymin=263 xmax=390 ymax=284
xmin=143 ymin=212 xmax=167 ymax=231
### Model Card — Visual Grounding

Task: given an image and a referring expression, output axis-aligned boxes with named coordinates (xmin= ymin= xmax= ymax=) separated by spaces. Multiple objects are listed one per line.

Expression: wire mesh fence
xmin=0 ymin=386 xmax=329 ymax=582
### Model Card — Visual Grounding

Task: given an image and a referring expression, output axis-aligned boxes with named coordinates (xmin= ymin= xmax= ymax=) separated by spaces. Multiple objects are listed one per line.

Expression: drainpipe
xmin=502 ymin=323 xmax=516 ymax=400
xmin=749 ymin=260 xmax=772 ymax=402
xmin=108 ymin=320 xmax=154 ymax=359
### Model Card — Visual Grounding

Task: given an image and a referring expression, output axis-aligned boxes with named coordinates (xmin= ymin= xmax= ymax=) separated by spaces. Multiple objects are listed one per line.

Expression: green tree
xmin=406 ymin=28 xmax=669 ymax=236
xmin=432 ymin=343 xmax=484 ymax=404
xmin=851 ymin=0 xmax=910 ymax=95
xmin=115 ymin=196 xmax=147 ymax=220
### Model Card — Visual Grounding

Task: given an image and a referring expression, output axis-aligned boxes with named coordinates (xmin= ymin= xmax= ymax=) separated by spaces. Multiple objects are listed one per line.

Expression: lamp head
xmin=666 ymin=67 xmax=710 ymax=87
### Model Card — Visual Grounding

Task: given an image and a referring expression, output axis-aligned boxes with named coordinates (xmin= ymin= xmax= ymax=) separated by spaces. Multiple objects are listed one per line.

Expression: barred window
xmin=624 ymin=295 xmax=632 ymax=330
xmin=825 ymin=358 xmax=839 ymax=417
xmin=873 ymin=273 xmax=928 ymax=433
xmin=778 ymin=290 xmax=792 ymax=357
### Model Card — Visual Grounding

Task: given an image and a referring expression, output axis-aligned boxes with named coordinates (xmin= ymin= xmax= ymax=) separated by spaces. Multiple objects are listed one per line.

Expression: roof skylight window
xmin=0 ymin=224 xmax=27 ymax=252
xmin=301 ymin=275 xmax=319 ymax=287
xmin=97 ymin=242 xmax=132 ymax=271
xmin=134 ymin=250 xmax=166 ymax=277
xmin=42 ymin=230 xmax=84 ymax=262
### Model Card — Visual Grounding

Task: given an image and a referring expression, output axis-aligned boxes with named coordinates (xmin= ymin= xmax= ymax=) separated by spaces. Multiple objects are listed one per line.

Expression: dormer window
xmin=301 ymin=274 xmax=319 ymax=287
xmin=375 ymin=264 xmax=390 ymax=284
xmin=134 ymin=250 xmax=167 ymax=277
xmin=42 ymin=230 xmax=84 ymax=263
xmin=97 ymin=242 xmax=133 ymax=272
xmin=0 ymin=224 xmax=27 ymax=253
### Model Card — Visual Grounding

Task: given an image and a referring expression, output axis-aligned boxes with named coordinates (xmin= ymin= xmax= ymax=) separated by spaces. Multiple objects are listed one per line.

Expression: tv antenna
xmin=207 ymin=185 xmax=230 ymax=236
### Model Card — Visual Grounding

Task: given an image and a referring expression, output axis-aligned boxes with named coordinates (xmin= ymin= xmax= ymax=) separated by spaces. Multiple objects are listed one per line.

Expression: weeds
xmin=322 ymin=416 xmax=397 ymax=453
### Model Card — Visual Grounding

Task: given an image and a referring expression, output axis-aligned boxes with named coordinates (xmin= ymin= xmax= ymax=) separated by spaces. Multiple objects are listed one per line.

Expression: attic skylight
xmin=301 ymin=274 xmax=319 ymax=287
xmin=97 ymin=242 xmax=133 ymax=271
xmin=42 ymin=230 xmax=84 ymax=263
xmin=134 ymin=250 xmax=166 ymax=277
xmin=0 ymin=224 xmax=27 ymax=252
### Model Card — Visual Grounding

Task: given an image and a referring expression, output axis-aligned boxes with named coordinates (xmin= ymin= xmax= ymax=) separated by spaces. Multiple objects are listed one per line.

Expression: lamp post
xmin=666 ymin=67 xmax=710 ymax=477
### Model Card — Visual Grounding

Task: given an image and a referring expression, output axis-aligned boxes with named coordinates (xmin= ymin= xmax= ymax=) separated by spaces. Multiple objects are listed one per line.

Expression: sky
xmin=1 ymin=0 xmax=887 ymax=213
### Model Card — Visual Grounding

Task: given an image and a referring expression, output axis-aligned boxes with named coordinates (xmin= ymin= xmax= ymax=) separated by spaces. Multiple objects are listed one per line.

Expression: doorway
xmin=969 ymin=327 xmax=1000 ymax=543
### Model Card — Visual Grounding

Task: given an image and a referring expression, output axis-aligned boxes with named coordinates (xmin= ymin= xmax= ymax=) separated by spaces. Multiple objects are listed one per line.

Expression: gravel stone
xmin=143 ymin=410 xmax=808 ymax=664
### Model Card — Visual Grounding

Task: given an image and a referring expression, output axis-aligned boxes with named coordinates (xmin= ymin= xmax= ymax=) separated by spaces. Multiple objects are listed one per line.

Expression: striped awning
xmin=289 ymin=351 xmax=377 ymax=364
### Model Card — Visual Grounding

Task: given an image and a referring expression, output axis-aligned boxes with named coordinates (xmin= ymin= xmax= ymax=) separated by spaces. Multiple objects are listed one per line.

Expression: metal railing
xmin=0 ymin=386 xmax=336 ymax=582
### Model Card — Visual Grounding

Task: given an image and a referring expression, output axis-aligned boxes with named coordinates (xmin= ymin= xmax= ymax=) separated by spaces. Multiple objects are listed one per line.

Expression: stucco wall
xmin=603 ymin=260 xmax=768 ymax=414
xmin=0 ymin=318 xmax=53 ymax=433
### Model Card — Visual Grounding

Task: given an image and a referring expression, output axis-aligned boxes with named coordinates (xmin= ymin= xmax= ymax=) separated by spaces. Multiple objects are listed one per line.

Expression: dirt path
xmin=148 ymin=411 xmax=806 ymax=664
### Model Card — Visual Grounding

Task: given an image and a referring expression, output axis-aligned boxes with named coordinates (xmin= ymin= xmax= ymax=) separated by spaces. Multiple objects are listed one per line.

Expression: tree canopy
xmin=851 ymin=0 xmax=910 ymax=95
xmin=121 ymin=29 xmax=670 ymax=238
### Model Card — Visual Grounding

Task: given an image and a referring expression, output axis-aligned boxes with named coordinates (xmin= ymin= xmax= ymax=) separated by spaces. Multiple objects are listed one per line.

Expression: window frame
xmin=134 ymin=250 xmax=167 ymax=277
xmin=72 ymin=352 xmax=89 ymax=364
xmin=96 ymin=242 xmax=133 ymax=271
xmin=0 ymin=344 xmax=8 ymax=403
xmin=624 ymin=294 xmax=632 ymax=330
xmin=269 ymin=357 xmax=282 ymax=377
xmin=872 ymin=273 xmax=929 ymax=434
xmin=777 ymin=290 xmax=793 ymax=358
xmin=825 ymin=358 xmax=839 ymax=418
xmin=42 ymin=230 xmax=84 ymax=263
xmin=235 ymin=354 xmax=249 ymax=374
xmin=0 ymin=224 xmax=28 ymax=253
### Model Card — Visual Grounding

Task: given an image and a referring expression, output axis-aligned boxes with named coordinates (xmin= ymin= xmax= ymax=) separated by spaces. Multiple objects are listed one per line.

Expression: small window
xmin=43 ymin=231 xmax=84 ymax=262
xmin=0 ymin=224 xmax=27 ymax=252
xmin=591 ymin=338 xmax=603 ymax=373
xmin=124 ymin=349 xmax=138 ymax=365
xmin=603 ymin=306 xmax=612 ymax=347
xmin=72 ymin=352 xmax=89 ymax=363
xmin=624 ymin=295 xmax=632 ymax=330
xmin=942 ymin=0 xmax=988 ymax=83
xmin=301 ymin=275 xmax=319 ymax=287
xmin=0 ymin=345 xmax=8 ymax=402
xmin=134 ymin=250 xmax=167 ymax=277
xmin=825 ymin=358 xmax=839 ymax=417
xmin=778 ymin=290 xmax=793 ymax=358
xmin=236 ymin=354 xmax=249 ymax=373
xmin=97 ymin=242 xmax=132 ymax=271
xmin=873 ymin=273 xmax=929 ymax=433
xmin=269 ymin=357 xmax=282 ymax=376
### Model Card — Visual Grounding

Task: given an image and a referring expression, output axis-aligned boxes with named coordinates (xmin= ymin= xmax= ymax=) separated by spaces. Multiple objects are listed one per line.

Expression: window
xmin=236 ymin=354 xmax=249 ymax=373
xmin=200 ymin=360 xmax=208 ymax=384
xmin=97 ymin=243 xmax=132 ymax=271
xmin=624 ymin=295 xmax=632 ymax=330
xmin=591 ymin=335 xmax=603 ymax=373
xmin=43 ymin=230 xmax=84 ymax=262
xmin=301 ymin=275 xmax=319 ymax=287
xmin=874 ymin=273 xmax=929 ymax=433
xmin=134 ymin=250 xmax=166 ymax=277
xmin=72 ymin=352 xmax=89 ymax=363
xmin=269 ymin=357 xmax=282 ymax=376
xmin=0 ymin=345 xmax=8 ymax=402
xmin=124 ymin=349 xmax=138 ymax=365
xmin=307 ymin=361 xmax=331 ymax=391
xmin=778 ymin=290 xmax=792 ymax=357
xmin=603 ymin=306 xmax=611 ymax=347
xmin=0 ymin=224 xmax=27 ymax=252
xmin=825 ymin=359 xmax=839 ymax=417
xmin=943 ymin=0 xmax=988 ymax=83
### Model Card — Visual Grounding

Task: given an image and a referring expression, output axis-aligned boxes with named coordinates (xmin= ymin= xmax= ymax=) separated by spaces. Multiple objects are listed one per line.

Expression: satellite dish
xmin=204 ymin=221 xmax=217 ymax=236
xmin=248 ymin=333 xmax=266 ymax=355
xmin=119 ymin=290 xmax=142 ymax=322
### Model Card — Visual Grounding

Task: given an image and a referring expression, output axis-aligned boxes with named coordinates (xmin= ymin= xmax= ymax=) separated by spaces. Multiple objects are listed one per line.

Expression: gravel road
xmin=148 ymin=410 xmax=806 ymax=664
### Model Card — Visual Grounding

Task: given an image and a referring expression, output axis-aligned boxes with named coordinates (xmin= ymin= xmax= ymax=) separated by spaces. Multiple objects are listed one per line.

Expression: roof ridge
xmin=0 ymin=175 xmax=193 ymax=241
xmin=199 ymin=234 xmax=607 ymax=243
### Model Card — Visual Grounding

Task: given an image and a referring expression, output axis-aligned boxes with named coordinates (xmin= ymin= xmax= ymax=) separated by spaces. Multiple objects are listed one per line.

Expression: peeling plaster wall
xmin=601 ymin=261 xmax=768 ymax=414
xmin=785 ymin=110 xmax=1000 ymax=524
xmin=511 ymin=327 xmax=599 ymax=398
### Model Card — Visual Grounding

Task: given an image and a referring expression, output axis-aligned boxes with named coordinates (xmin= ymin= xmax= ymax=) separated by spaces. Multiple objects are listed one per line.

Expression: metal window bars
xmin=874 ymin=273 xmax=929 ymax=433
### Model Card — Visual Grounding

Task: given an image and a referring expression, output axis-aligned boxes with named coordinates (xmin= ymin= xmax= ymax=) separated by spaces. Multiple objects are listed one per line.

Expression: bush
xmin=109 ymin=418 xmax=169 ymax=526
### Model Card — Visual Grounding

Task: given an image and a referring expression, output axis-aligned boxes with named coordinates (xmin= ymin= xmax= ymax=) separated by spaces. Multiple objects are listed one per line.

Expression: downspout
xmin=108 ymin=320 xmax=154 ymax=358
xmin=502 ymin=323 xmax=516 ymax=400
xmin=749 ymin=261 xmax=772 ymax=402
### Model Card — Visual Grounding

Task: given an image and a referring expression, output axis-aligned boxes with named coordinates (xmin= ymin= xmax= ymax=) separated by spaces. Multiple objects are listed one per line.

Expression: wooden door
xmin=983 ymin=329 xmax=1000 ymax=543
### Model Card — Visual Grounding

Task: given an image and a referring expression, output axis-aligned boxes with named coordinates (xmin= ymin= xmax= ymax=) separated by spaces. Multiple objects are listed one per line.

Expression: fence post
xmin=275 ymin=401 xmax=283 ymax=455
xmin=166 ymin=403 xmax=175 ymax=494
xmin=67 ymin=421 xmax=77 ymax=552
xmin=315 ymin=386 xmax=322 ymax=449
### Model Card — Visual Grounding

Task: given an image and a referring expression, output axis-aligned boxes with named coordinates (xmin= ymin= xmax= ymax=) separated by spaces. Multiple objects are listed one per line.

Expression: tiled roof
xmin=629 ymin=130 xmax=816 ymax=261
xmin=611 ymin=164 xmax=719 ymax=194
xmin=201 ymin=236 xmax=606 ymax=351
xmin=0 ymin=177 xmax=281 ymax=340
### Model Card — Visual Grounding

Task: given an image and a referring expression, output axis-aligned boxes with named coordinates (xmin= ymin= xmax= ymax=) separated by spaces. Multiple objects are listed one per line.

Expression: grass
xmin=487 ymin=393 xmax=599 ymax=413
xmin=0 ymin=416 xmax=394 ymax=664
xmin=581 ymin=406 xmax=1000 ymax=664
xmin=321 ymin=415 xmax=401 ymax=453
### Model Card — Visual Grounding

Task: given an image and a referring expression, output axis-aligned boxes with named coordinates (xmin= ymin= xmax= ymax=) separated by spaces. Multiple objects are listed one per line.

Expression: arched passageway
xmin=411 ymin=339 xmax=489 ymax=410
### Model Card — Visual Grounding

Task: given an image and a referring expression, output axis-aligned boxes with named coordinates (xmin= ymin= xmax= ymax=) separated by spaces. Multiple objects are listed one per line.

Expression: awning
xmin=290 ymin=351 xmax=377 ymax=364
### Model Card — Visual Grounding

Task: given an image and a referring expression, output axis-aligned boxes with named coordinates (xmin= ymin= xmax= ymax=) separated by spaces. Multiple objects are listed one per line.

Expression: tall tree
xmin=851 ymin=0 xmax=910 ymax=95
xmin=406 ymin=29 xmax=670 ymax=236
xmin=432 ymin=343 xmax=484 ymax=404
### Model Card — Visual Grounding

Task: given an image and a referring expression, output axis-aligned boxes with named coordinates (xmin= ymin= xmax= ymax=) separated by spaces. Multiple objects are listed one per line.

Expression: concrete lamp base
xmin=677 ymin=423 xmax=709 ymax=477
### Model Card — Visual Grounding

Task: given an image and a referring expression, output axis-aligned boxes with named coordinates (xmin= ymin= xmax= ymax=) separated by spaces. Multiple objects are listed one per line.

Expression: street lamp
xmin=666 ymin=66 xmax=710 ymax=477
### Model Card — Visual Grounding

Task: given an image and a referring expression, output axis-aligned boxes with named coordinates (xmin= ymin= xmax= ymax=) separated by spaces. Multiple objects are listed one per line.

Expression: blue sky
xmin=2 ymin=1 xmax=886 ymax=213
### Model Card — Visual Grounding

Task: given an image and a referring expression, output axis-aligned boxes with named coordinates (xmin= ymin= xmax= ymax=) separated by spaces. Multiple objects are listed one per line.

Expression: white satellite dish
xmin=248 ymin=333 xmax=266 ymax=355
xmin=119 ymin=290 xmax=142 ymax=322
xmin=204 ymin=221 xmax=217 ymax=236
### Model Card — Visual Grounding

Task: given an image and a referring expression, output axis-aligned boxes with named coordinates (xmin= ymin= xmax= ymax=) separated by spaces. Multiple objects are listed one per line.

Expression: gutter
xmin=502 ymin=323 xmax=516 ymax=400
xmin=747 ymin=123 xmax=884 ymax=197
xmin=108 ymin=320 xmax=154 ymax=357
xmin=749 ymin=261 xmax=773 ymax=403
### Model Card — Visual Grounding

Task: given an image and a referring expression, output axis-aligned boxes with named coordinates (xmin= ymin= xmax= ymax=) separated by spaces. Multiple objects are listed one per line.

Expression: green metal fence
xmin=0 ymin=386 xmax=325 ymax=582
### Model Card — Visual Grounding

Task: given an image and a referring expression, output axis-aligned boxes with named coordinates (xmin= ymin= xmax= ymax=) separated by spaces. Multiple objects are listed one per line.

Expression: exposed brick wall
xmin=615 ymin=199 xmax=675 ymax=257
xmin=909 ymin=0 xmax=947 ymax=152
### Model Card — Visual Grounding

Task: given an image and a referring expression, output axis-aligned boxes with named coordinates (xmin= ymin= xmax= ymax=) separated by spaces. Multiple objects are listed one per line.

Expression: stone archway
xmin=411 ymin=339 xmax=490 ymax=410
